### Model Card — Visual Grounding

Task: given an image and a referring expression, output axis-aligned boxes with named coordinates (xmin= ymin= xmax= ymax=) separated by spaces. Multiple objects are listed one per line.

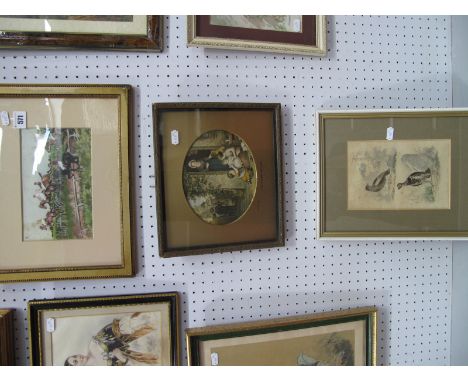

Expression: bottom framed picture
xmin=0 ymin=309 xmax=15 ymax=366
xmin=186 ymin=307 xmax=377 ymax=366
xmin=28 ymin=292 xmax=179 ymax=366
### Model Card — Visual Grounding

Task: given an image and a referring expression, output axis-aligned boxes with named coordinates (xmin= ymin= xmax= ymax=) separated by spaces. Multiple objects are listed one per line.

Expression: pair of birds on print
xmin=365 ymin=168 xmax=432 ymax=192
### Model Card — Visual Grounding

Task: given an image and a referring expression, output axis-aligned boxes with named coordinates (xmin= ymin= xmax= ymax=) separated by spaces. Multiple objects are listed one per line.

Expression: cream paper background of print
xmin=347 ymin=139 xmax=451 ymax=210
xmin=199 ymin=320 xmax=366 ymax=366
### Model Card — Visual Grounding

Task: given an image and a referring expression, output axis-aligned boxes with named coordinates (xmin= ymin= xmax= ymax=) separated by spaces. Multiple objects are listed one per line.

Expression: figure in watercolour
xmin=53 ymin=311 xmax=162 ymax=366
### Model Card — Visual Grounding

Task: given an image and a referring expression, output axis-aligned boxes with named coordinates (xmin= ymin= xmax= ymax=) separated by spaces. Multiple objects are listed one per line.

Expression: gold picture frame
xmin=0 ymin=16 xmax=163 ymax=51
xmin=186 ymin=307 xmax=377 ymax=366
xmin=28 ymin=292 xmax=180 ymax=366
xmin=153 ymin=102 xmax=285 ymax=257
xmin=318 ymin=109 xmax=468 ymax=239
xmin=0 ymin=309 xmax=16 ymax=366
xmin=0 ymin=84 xmax=134 ymax=282
xmin=187 ymin=15 xmax=327 ymax=56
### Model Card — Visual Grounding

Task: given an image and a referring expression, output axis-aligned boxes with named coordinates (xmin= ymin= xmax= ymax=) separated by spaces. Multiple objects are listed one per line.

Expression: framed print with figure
xmin=0 ymin=16 xmax=163 ymax=51
xmin=317 ymin=109 xmax=468 ymax=239
xmin=0 ymin=309 xmax=16 ymax=365
xmin=153 ymin=102 xmax=284 ymax=257
xmin=186 ymin=307 xmax=377 ymax=366
xmin=0 ymin=84 xmax=134 ymax=282
xmin=187 ymin=16 xmax=326 ymax=56
xmin=28 ymin=293 xmax=179 ymax=366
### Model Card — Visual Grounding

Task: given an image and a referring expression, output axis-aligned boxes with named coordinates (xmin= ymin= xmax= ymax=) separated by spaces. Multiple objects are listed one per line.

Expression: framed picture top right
xmin=317 ymin=109 xmax=468 ymax=239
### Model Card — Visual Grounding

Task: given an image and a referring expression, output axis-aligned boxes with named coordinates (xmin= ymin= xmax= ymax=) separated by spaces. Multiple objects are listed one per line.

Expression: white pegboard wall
xmin=0 ymin=16 xmax=452 ymax=366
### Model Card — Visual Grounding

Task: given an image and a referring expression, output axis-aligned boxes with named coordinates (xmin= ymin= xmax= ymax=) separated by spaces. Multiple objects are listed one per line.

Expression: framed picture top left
xmin=0 ymin=16 xmax=163 ymax=51
xmin=0 ymin=84 xmax=135 ymax=282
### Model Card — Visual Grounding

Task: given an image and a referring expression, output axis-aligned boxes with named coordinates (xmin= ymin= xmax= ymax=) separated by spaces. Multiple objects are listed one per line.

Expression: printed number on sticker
xmin=13 ymin=111 xmax=27 ymax=129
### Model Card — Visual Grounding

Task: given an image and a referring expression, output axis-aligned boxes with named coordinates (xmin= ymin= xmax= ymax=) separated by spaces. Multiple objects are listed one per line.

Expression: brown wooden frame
xmin=0 ymin=309 xmax=16 ymax=366
xmin=0 ymin=16 xmax=163 ymax=51
xmin=153 ymin=102 xmax=285 ymax=258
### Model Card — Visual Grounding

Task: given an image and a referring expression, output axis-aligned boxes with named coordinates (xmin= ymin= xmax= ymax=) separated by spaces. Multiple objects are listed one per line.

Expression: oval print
xmin=182 ymin=130 xmax=257 ymax=225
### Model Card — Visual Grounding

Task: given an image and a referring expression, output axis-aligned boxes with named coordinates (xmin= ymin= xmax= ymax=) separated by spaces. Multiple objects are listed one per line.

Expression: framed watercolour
xmin=186 ymin=307 xmax=377 ymax=366
xmin=28 ymin=292 xmax=180 ymax=366
xmin=0 ymin=84 xmax=134 ymax=282
xmin=153 ymin=102 xmax=284 ymax=257
xmin=0 ymin=16 xmax=163 ymax=51
xmin=0 ymin=309 xmax=16 ymax=366
xmin=317 ymin=109 xmax=468 ymax=239
xmin=187 ymin=16 xmax=326 ymax=56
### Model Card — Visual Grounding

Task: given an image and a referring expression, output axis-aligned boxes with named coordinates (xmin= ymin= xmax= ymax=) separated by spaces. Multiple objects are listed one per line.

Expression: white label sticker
xmin=293 ymin=19 xmax=302 ymax=32
xmin=46 ymin=318 xmax=55 ymax=332
xmin=13 ymin=111 xmax=27 ymax=129
xmin=0 ymin=111 xmax=9 ymax=126
xmin=210 ymin=352 xmax=219 ymax=366
xmin=171 ymin=129 xmax=179 ymax=145
xmin=386 ymin=126 xmax=394 ymax=141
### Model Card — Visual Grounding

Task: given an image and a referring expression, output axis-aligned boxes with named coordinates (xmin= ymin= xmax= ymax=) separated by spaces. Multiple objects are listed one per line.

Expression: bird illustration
xmin=365 ymin=169 xmax=390 ymax=192
xmin=397 ymin=168 xmax=431 ymax=189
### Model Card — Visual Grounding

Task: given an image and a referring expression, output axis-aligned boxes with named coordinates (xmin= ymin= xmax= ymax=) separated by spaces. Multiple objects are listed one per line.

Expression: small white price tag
xmin=386 ymin=126 xmax=394 ymax=141
xmin=210 ymin=352 xmax=219 ymax=366
xmin=293 ymin=19 xmax=302 ymax=32
xmin=171 ymin=129 xmax=179 ymax=145
xmin=0 ymin=111 xmax=10 ymax=126
xmin=13 ymin=111 xmax=27 ymax=129
xmin=46 ymin=318 xmax=55 ymax=332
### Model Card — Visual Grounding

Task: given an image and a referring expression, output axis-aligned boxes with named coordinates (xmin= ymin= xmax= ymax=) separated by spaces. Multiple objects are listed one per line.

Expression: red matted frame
xmin=187 ymin=15 xmax=326 ymax=56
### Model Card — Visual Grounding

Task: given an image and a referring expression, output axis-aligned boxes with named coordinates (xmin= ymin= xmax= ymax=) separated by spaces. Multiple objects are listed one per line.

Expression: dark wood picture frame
xmin=0 ymin=16 xmax=163 ymax=51
xmin=28 ymin=292 xmax=180 ymax=366
xmin=153 ymin=102 xmax=285 ymax=258
xmin=186 ymin=307 xmax=377 ymax=366
xmin=0 ymin=309 xmax=16 ymax=366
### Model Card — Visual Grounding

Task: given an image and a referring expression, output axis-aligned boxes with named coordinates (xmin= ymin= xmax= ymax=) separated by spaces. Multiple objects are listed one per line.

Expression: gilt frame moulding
xmin=317 ymin=108 xmax=468 ymax=240
xmin=0 ymin=84 xmax=135 ymax=282
xmin=186 ymin=307 xmax=377 ymax=366
xmin=187 ymin=15 xmax=327 ymax=56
